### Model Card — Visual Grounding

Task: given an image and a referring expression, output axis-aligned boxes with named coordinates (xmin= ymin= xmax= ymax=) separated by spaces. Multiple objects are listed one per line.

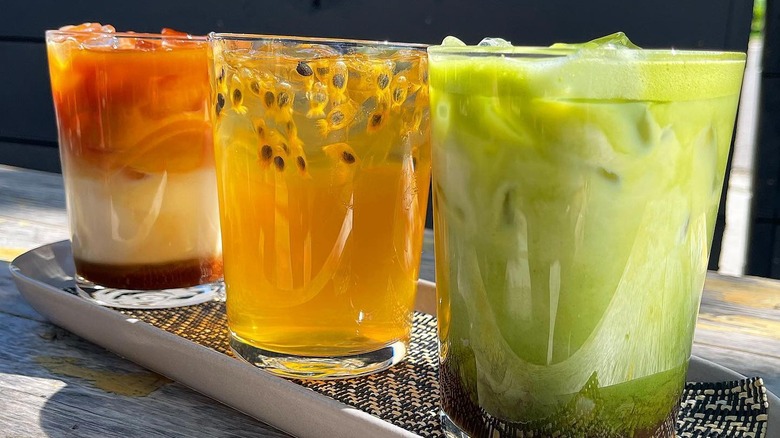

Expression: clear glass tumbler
xmin=429 ymin=35 xmax=745 ymax=436
xmin=209 ymin=33 xmax=431 ymax=379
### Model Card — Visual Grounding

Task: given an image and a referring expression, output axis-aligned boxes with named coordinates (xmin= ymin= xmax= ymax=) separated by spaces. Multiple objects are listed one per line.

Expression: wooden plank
xmin=0 ymin=41 xmax=58 ymax=143
xmin=0 ymin=165 xmax=68 ymax=258
xmin=0 ymin=141 xmax=61 ymax=173
xmin=0 ymin=262 xmax=288 ymax=438
xmin=748 ymin=77 xmax=780 ymax=221
xmin=762 ymin=0 xmax=780 ymax=74
xmin=0 ymin=0 xmax=751 ymax=50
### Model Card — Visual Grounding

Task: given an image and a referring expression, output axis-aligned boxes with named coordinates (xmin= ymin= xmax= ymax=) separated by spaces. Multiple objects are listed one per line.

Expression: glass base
xmin=76 ymin=277 xmax=224 ymax=309
xmin=230 ymin=335 xmax=408 ymax=380
xmin=441 ymin=410 xmax=471 ymax=438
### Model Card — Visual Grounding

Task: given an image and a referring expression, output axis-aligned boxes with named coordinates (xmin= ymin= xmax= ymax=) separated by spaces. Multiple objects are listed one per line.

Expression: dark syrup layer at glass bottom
xmin=75 ymin=256 xmax=223 ymax=290
xmin=440 ymin=361 xmax=677 ymax=438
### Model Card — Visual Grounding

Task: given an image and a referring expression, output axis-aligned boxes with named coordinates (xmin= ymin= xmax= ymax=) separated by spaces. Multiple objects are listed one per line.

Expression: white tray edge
xmin=10 ymin=240 xmax=421 ymax=438
xmin=9 ymin=240 xmax=780 ymax=437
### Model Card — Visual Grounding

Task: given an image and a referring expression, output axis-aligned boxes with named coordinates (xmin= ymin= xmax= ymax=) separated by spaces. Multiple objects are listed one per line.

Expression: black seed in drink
xmin=260 ymin=145 xmax=273 ymax=160
xmin=332 ymin=73 xmax=345 ymax=89
xmin=296 ymin=61 xmax=313 ymax=76
xmin=232 ymin=88 xmax=243 ymax=105
xmin=286 ymin=121 xmax=295 ymax=133
xmin=250 ymin=81 xmax=261 ymax=94
xmin=277 ymin=91 xmax=291 ymax=108
xmin=377 ymin=73 xmax=390 ymax=90
xmin=331 ymin=111 xmax=344 ymax=125
xmin=216 ymin=93 xmax=225 ymax=115
xmin=342 ymin=151 xmax=356 ymax=164
xmin=317 ymin=66 xmax=329 ymax=76
xmin=256 ymin=124 xmax=265 ymax=137
xmin=273 ymin=156 xmax=285 ymax=171
xmin=296 ymin=156 xmax=306 ymax=171
xmin=264 ymin=91 xmax=275 ymax=108
xmin=412 ymin=156 xmax=417 ymax=170
xmin=217 ymin=67 xmax=225 ymax=84
xmin=393 ymin=87 xmax=404 ymax=102
xmin=281 ymin=143 xmax=290 ymax=155
xmin=370 ymin=113 xmax=383 ymax=127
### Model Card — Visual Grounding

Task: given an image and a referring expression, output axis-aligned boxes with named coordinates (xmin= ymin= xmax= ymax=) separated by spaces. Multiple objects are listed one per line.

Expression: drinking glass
xmin=46 ymin=24 xmax=223 ymax=309
xmin=209 ymin=33 xmax=431 ymax=379
xmin=429 ymin=34 xmax=745 ymax=436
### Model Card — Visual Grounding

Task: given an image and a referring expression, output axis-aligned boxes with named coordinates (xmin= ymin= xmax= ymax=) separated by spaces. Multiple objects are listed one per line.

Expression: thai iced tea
xmin=210 ymin=35 xmax=430 ymax=378
xmin=47 ymin=24 xmax=223 ymax=308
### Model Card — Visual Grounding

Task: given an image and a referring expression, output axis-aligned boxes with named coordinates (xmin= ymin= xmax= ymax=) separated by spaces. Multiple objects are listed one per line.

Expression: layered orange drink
xmin=210 ymin=35 xmax=430 ymax=378
xmin=46 ymin=24 xmax=222 ymax=307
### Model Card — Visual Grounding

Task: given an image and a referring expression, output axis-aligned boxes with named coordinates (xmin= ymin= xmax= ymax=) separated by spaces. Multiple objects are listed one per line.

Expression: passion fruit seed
xmin=393 ymin=87 xmax=404 ymax=103
xmin=377 ymin=73 xmax=390 ymax=90
xmin=278 ymin=91 xmax=291 ymax=108
xmin=342 ymin=151 xmax=356 ymax=164
xmin=296 ymin=61 xmax=313 ymax=76
xmin=250 ymin=81 xmax=261 ymax=94
xmin=281 ymin=142 xmax=290 ymax=155
xmin=260 ymin=145 xmax=273 ymax=160
xmin=273 ymin=156 xmax=285 ymax=171
xmin=264 ymin=91 xmax=275 ymax=108
xmin=332 ymin=73 xmax=345 ymax=89
xmin=331 ymin=111 xmax=345 ymax=125
xmin=217 ymin=67 xmax=225 ymax=84
xmin=256 ymin=124 xmax=265 ymax=137
xmin=296 ymin=156 xmax=306 ymax=171
xmin=370 ymin=113 xmax=383 ymax=128
xmin=317 ymin=67 xmax=329 ymax=76
xmin=216 ymin=93 xmax=225 ymax=115
xmin=232 ymin=88 xmax=243 ymax=105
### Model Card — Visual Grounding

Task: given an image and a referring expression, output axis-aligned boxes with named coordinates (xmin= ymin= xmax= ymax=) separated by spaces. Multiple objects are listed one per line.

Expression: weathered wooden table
xmin=1 ymin=164 xmax=778 ymax=437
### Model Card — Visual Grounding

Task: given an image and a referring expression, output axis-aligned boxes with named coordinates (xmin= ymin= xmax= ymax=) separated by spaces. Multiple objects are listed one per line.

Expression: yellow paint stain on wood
xmin=698 ymin=313 xmax=780 ymax=341
xmin=35 ymin=356 xmax=171 ymax=397
xmin=0 ymin=247 xmax=26 ymax=262
xmin=705 ymin=274 xmax=780 ymax=309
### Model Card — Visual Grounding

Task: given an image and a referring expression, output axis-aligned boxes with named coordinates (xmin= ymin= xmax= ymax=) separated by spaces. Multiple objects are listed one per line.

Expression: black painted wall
xmin=0 ymin=0 xmax=755 ymax=269
xmin=748 ymin=0 xmax=780 ymax=277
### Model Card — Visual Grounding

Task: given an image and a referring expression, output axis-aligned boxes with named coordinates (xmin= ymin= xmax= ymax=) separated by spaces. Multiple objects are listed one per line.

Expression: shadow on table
xmin=0 ymin=260 xmax=287 ymax=437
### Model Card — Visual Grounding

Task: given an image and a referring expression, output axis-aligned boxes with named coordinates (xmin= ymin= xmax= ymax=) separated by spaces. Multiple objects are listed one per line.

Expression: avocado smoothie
xmin=428 ymin=34 xmax=745 ymax=437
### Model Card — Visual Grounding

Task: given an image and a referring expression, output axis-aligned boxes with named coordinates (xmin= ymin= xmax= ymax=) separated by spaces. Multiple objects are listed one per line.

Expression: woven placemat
xmin=115 ymin=301 xmax=770 ymax=438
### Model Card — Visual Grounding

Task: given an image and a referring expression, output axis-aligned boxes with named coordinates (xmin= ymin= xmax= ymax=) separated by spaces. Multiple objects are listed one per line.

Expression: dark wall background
xmin=0 ymin=0 xmax=755 ymax=269
xmin=747 ymin=0 xmax=780 ymax=277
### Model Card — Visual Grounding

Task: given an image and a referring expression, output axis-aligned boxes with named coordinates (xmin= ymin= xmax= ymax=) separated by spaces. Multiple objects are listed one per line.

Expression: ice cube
xmin=478 ymin=37 xmax=512 ymax=47
xmin=440 ymin=36 xmax=466 ymax=47
xmin=551 ymin=32 xmax=641 ymax=50
xmin=81 ymin=35 xmax=121 ymax=51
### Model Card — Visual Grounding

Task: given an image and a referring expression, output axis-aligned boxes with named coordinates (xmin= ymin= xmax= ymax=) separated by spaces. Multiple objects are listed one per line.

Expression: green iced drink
xmin=429 ymin=34 xmax=745 ymax=437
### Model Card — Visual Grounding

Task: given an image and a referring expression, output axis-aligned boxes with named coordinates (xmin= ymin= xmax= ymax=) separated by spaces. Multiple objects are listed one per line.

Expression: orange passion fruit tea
xmin=209 ymin=34 xmax=431 ymax=379
xmin=46 ymin=24 xmax=223 ymax=308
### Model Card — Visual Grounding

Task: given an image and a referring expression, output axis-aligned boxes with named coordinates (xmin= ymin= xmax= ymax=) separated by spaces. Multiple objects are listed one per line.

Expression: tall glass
xmin=46 ymin=24 xmax=223 ymax=309
xmin=429 ymin=35 xmax=745 ymax=436
xmin=209 ymin=34 xmax=431 ymax=379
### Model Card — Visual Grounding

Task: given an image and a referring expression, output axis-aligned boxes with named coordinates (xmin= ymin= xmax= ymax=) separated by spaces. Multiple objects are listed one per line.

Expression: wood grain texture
xmin=0 ymin=164 xmax=778 ymax=436
xmin=0 ymin=262 xmax=289 ymax=438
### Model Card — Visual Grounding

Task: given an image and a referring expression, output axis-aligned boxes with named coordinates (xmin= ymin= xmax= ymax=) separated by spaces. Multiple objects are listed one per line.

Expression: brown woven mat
xmin=114 ymin=300 xmax=770 ymax=438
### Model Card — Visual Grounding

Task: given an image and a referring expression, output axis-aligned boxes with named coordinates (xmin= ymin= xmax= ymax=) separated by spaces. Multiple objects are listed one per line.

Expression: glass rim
xmin=427 ymin=45 xmax=746 ymax=61
xmin=209 ymin=32 xmax=428 ymax=50
xmin=45 ymin=29 xmax=207 ymax=42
